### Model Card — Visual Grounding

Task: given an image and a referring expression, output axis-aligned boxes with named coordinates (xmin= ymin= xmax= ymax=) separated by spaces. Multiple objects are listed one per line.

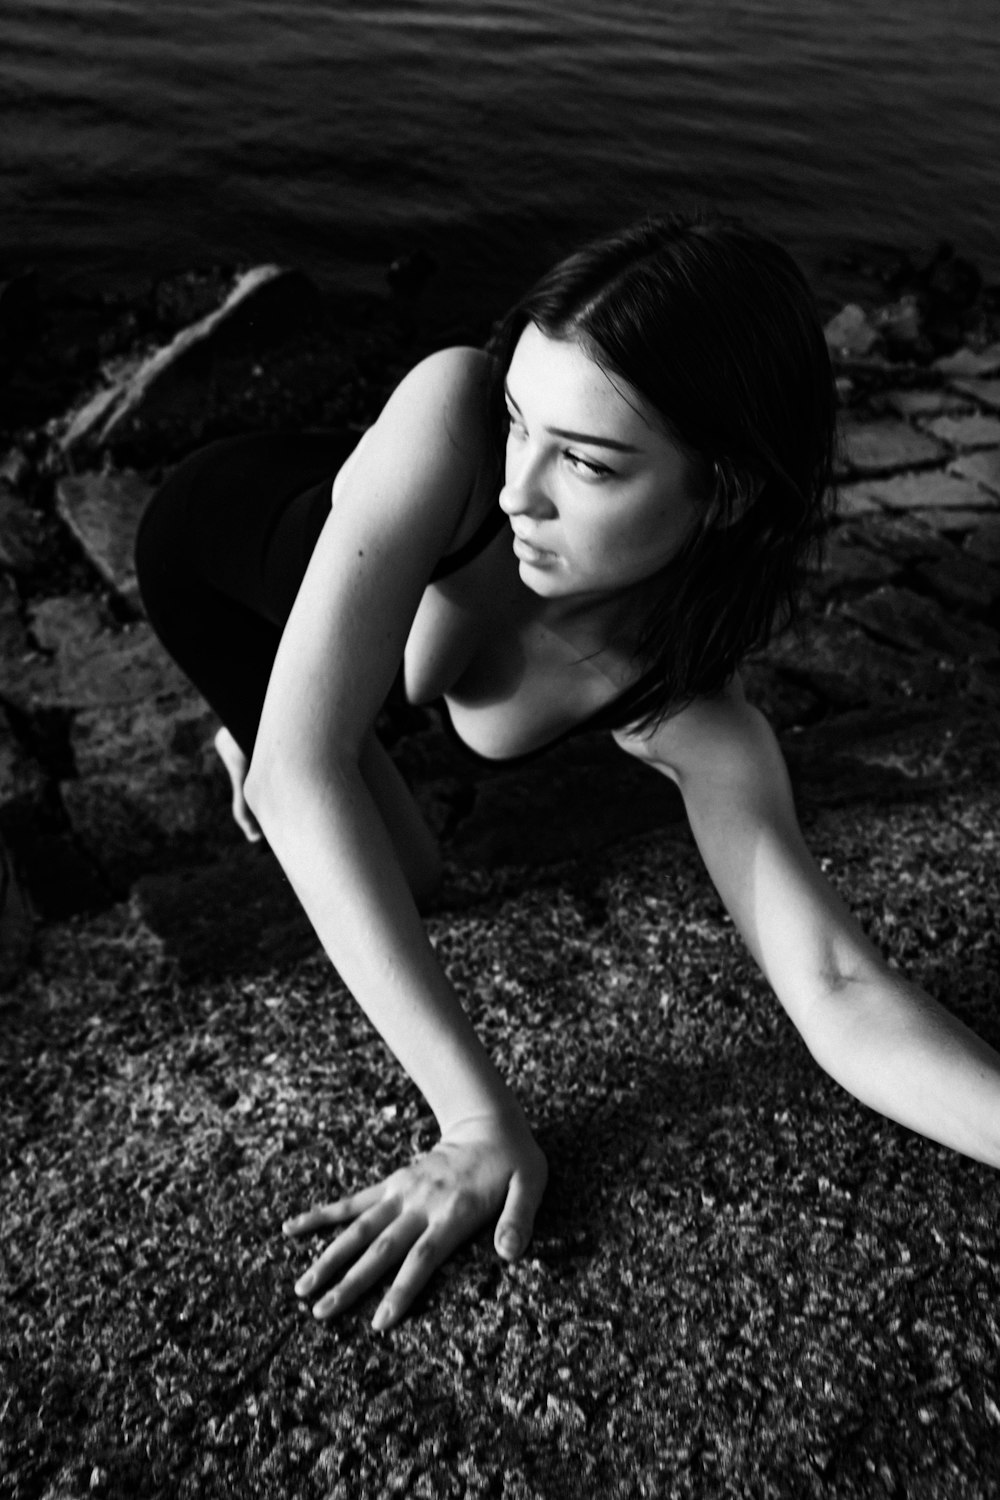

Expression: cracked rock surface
xmin=2 ymin=270 xmax=1000 ymax=1498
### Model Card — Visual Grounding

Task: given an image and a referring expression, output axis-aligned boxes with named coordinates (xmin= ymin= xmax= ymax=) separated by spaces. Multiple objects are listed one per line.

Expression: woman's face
xmin=499 ymin=323 xmax=699 ymax=603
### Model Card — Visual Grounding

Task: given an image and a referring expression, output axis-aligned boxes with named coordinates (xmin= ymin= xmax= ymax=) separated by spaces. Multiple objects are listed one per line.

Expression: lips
xmin=511 ymin=527 xmax=554 ymax=561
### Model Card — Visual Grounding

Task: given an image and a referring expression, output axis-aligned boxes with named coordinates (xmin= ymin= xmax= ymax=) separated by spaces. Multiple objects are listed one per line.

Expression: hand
xmin=283 ymin=1112 xmax=548 ymax=1331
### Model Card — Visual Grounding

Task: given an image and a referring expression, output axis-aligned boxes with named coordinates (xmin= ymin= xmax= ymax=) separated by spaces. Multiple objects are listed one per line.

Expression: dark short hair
xmin=486 ymin=211 xmax=836 ymax=732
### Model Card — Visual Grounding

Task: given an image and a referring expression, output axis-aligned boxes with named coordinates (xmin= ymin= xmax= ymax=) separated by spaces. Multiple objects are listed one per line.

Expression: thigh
xmin=135 ymin=430 xmax=358 ymax=753
xmin=139 ymin=430 xmax=358 ymax=626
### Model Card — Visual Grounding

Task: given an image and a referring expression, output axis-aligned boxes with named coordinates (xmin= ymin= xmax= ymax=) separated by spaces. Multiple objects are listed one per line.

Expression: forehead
xmin=506 ymin=323 xmax=660 ymax=444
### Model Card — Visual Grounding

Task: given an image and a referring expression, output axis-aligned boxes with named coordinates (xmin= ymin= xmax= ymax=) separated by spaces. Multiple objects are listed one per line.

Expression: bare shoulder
xmin=365 ymin=344 xmax=493 ymax=461
xmin=330 ymin=344 xmax=495 ymax=539
xmin=613 ymin=674 xmax=782 ymax=793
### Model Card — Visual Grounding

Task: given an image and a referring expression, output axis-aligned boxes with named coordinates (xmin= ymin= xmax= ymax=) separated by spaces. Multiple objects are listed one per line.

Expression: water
xmin=3 ymin=0 xmax=998 ymax=328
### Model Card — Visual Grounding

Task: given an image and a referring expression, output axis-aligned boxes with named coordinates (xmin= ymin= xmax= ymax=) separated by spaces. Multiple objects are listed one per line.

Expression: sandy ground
xmin=4 ymin=773 xmax=1000 ymax=1499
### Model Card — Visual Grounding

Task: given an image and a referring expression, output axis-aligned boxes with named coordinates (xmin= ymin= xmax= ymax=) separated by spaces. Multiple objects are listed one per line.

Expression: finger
xmin=494 ymin=1169 xmax=545 ymax=1262
xmin=370 ymin=1229 xmax=447 ymax=1332
xmin=234 ymin=796 xmax=262 ymax=842
xmin=294 ymin=1202 xmax=397 ymax=1298
xmin=283 ymin=1184 xmax=387 ymax=1237
xmin=313 ymin=1214 xmax=423 ymax=1321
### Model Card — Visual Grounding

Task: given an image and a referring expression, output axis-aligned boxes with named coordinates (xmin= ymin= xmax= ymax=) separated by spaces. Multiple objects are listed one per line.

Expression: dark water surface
xmin=3 ymin=0 xmax=998 ymax=322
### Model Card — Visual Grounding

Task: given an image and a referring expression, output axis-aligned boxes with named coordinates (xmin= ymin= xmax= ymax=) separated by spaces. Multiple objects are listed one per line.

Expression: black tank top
xmin=318 ymin=463 xmax=661 ymax=760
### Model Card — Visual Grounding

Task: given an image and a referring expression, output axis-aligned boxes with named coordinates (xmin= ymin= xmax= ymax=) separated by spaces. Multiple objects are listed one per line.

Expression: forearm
xmin=247 ymin=758 xmax=521 ymax=1133
xmin=800 ymin=970 xmax=1000 ymax=1167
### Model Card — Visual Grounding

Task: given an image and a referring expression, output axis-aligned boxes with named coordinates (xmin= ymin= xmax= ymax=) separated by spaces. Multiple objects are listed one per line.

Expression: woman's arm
xmin=244 ymin=348 xmax=547 ymax=1331
xmin=615 ymin=686 xmax=1000 ymax=1166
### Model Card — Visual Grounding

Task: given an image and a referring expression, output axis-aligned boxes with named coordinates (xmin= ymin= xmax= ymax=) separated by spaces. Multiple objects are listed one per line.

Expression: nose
xmin=499 ymin=440 xmax=555 ymax=519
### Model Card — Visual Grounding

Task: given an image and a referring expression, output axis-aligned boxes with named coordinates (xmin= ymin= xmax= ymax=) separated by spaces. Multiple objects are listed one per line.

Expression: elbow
xmin=242 ymin=758 xmax=270 ymax=823
xmin=243 ymin=750 xmax=329 ymax=834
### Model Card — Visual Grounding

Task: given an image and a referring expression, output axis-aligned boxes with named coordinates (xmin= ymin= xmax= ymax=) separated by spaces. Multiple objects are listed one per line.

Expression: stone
xmin=0 ymin=827 xmax=34 ymax=988
xmin=948 ymin=378 xmax=1000 ymax=413
xmin=934 ymin=344 xmax=1000 ymax=377
xmin=950 ymin=449 xmax=1000 ymax=500
xmin=882 ymin=389 xmax=966 ymax=419
xmin=0 ymin=447 xmax=33 ymax=488
xmin=922 ymin=413 xmax=1000 ymax=450
xmin=62 ymin=693 xmax=231 ymax=891
xmin=823 ymin=304 xmax=879 ymax=358
xmin=835 ymin=419 xmax=944 ymax=477
xmin=0 ymin=577 xmax=51 ymax=709
xmin=873 ymin=295 xmax=923 ymax=355
xmin=914 ymin=552 xmax=1000 ymax=613
xmin=963 ymin=517 xmax=1000 ymax=565
xmin=913 ymin=507 xmax=1000 ymax=537
xmin=16 ymin=596 xmax=187 ymax=711
xmin=809 ymin=535 xmax=901 ymax=594
xmin=0 ymin=709 xmax=47 ymax=812
xmin=61 ymin=265 xmax=322 ymax=453
xmin=833 ymin=484 xmax=886 ymax=519
xmin=737 ymin=659 xmax=823 ymax=730
xmin=0 ymin=712 xmax=47 ymax=954
xmin=55 ymin=469 xmax=154 ymax=606
xmin=853 ymin=470 xmax=987 ymax=513
xmin=765 ymin=617 xmax=962 ymax=709
xmin=783 ymin=702 xmax=978 ymax=807
xmin=842 ymin=586 xmax=998 ymax=660
xmin=839 ymin=513 xmax=946 ymax=564
xmin=0 ymin=486 xmax=44 ymax=574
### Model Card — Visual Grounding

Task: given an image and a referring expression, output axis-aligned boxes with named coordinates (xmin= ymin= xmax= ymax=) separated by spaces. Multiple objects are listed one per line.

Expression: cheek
xmin=601 ymin=495 xmax=696 ymax=573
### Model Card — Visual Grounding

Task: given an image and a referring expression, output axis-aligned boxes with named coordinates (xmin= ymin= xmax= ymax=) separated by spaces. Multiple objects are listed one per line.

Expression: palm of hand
xmin=283 ymin=1114 xmax=548 ymax=1331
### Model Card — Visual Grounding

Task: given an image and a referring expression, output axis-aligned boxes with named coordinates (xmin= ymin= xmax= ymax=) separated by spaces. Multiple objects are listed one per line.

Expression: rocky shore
xmin=2 ymin=255 xmax=1000 ymax=1497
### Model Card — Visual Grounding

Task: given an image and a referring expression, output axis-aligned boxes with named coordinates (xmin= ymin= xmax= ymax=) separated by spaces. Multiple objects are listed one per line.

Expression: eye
xmin=565 ymin=450 xmax=612 ymax=479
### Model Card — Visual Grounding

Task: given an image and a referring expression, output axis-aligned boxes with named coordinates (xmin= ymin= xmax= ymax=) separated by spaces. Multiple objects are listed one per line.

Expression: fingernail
xmin=295 ymin=1273 xmax=314 ymax=1296
xmin=499 ymin=1229 xmax=520 ymax=1257
xmin=313 ymin=1293 xmax=336 ymax=1320
xmin=371 ymin=1302 xmax=392 ymax=1333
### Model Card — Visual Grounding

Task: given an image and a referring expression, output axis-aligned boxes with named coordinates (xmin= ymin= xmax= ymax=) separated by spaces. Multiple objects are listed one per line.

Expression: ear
xmin=710 ymin=459 xmax=764 ymax=529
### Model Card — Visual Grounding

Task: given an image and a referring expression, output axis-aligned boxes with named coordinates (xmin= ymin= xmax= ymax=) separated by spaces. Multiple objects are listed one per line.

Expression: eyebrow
xmin=504 ymin=383 xmax=642 ymax=453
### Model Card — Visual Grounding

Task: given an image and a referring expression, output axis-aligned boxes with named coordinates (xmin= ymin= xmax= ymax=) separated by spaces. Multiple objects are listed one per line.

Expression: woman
xmin=136 ymin=213 xmax=1000 ymax=1334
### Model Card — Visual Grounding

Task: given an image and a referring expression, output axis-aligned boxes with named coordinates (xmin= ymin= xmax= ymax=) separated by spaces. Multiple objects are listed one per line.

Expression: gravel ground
xmin=3 ymin=783 xmax=1000 ymax=1500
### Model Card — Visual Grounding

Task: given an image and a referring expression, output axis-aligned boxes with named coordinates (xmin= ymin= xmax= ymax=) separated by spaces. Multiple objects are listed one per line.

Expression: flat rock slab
xmin=0 ymin=710 xmax=47 ymax=812
xmin=949 ymin=376 xmax=1000 ymax=412
xmin=951 ymin=448 xmax=1000 ymax=500
xmin=841 ymin=585 xmax=999 ymax=660
xmin=838 ymin=512 xmax=948 ymax=563
xmin=808 ymin=535 xmax=902 ymax=594
xmin=833 ymin=484 xmax=886 ymax=518
xmin=922 ymin=413 xmax=1000 ymax=450
xmin=913 ymin=550 xmax=1000 ymax=613
xmin=55 ymin=469 xmax=154 ymax=606
xmin=18 ymin=596 xmax=187 ymax=710
xmin=836 ymin=418 xmax=944 ymax=476
xmin=63 ymin=693 xmax=231 ymax=891
xmin=934 ymin=342 xmax=1000 ymax=376
xmin=766 ymin=617 xmax=965 ymax=709
xmin=852 ymin=469 xmax=990 ymax=514
xmin=963 ymin=515 xmax=1000 ymax=564
xmin=0 ymin=827 xmax=34 ymax=986
xmin=61 ymin=266 xmax=323 ymax=454
xmin=0 ymin=486 xmax=45 ymax=574
xmin=883 ymin=388 xmax=968 ymax=418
